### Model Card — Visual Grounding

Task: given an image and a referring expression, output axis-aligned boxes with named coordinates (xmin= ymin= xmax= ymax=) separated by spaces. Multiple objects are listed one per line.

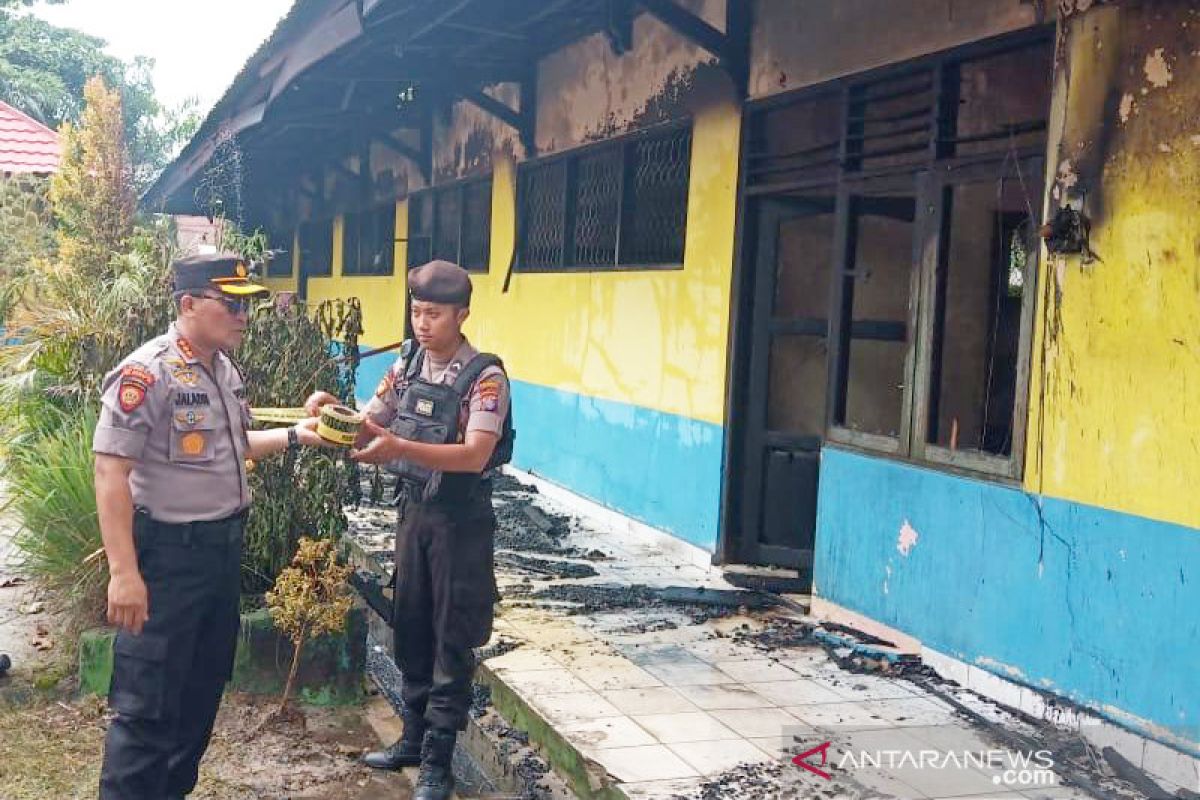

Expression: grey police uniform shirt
xmin=362 ymin=338 xmax=510 ymax=469
xmin=92 ymin=324 xmax=252 ymax=523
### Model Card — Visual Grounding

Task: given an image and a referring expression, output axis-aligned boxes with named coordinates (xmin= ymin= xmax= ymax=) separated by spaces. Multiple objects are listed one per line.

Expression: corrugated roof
xmin=0 ymin=100 xmax=61 ymax=174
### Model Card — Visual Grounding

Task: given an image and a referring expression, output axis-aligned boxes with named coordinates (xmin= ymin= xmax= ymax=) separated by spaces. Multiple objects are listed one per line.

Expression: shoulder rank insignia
xmin=176 ymin=336 xmax=197 ymax=362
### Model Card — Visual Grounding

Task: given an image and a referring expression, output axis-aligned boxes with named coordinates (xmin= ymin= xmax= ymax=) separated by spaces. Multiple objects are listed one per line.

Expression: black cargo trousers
xmin=99 ymin=510 xmax=243 ymax=800
xmin=393 ymin=483 xmax=497 ymax=732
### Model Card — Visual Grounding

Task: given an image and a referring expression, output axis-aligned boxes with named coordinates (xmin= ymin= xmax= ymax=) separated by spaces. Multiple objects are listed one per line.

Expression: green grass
xmin=5 ymin=403 xmax=107 ymax=625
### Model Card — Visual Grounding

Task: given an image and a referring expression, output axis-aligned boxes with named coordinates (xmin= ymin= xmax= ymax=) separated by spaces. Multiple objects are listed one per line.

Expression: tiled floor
xmin=491 ymin=607 xmax=1092 ymax=797
xmin=467 ymin=473 xmax=1185 ymax=799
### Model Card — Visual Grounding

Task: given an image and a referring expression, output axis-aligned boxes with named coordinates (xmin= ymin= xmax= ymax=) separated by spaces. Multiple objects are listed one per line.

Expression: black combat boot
xmin=414 ymin=728 xmax=456 ymax=800
xmin=362 ymin=713 xmax=428 ymax=770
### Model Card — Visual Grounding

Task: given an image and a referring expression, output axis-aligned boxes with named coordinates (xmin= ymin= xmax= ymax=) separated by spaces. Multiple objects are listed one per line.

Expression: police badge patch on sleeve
xmin=118 ymin=365 xmax=156 ymax=413
xmin=376 ymin=369 xmax=395 ymax=399
xmin=477 ymin=376 xmax=502 ymax=413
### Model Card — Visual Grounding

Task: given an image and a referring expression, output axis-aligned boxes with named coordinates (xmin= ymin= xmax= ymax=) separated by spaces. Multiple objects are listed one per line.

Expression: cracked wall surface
xmin=1026 ymin=0 xmax=1200 ymax=530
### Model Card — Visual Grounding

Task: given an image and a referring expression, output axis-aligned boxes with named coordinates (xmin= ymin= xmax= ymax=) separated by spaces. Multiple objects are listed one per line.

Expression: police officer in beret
xmin=306 ymin=259 xmax=513 ymax=800
xmin=93 ymin=253 xmax=330 ymax=800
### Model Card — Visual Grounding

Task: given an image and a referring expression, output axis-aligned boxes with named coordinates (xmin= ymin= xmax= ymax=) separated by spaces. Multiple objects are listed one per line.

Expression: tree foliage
xmin=0 ymin=174 xmax=55 ymax=322
xmin=50 ymin=77 xmax=135 ymax=282
xmin=0 ymin=6 xmax=201 ymax=190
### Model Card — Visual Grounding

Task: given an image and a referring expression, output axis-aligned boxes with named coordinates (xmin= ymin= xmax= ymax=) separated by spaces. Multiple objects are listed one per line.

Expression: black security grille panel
xmin=570 ymin=148 xmax=621 ymax=266
xmin=519 ymin=160 xmax=568 ymax=268
xmin=622 ymin=126 xmax=692 ymax=265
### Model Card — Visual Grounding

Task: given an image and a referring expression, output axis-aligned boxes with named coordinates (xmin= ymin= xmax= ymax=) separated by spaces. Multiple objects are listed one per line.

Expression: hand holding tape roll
xmin=251 ymin=404 xmax=365 ymax=448
xmin=316 ymin=404 xmax=365 ymax=446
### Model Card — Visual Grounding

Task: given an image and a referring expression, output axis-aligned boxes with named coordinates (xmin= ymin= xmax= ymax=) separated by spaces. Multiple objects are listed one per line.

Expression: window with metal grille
xmin=622 ymin=126 xmax=692 ymax=266
xmin=343 ymin=204 xmax=396 ymax=276
xmin=518 ymin=161 xmax=567 ymax=268
xmin=517 ymin=122 xmax=692 ymax=271
xmin=298 ymin=220 xmax=332 ymax=277
xmin=407 ymin=176 xmax=493 ymax=272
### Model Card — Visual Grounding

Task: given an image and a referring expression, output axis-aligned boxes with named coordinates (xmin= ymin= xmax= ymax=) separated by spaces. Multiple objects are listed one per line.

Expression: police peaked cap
xmin=172 ymin=253 xmax=269 ymax=297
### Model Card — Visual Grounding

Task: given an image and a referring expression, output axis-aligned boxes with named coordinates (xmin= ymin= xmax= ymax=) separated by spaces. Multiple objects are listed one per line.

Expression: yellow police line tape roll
xmin=250 ymin=406 xmax=365 ymax=446
xmin=317 ymin=404 xmax=365 ymax=446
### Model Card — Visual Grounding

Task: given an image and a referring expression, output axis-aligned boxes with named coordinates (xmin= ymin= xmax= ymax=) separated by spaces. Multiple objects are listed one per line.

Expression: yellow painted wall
xmin=464 ymin=99 xmax=742 ymax=427
xmin=1025 ymin=5 xmax=1200 ymax=530
xmin=291 ymin=105 xmax=741 ymax=426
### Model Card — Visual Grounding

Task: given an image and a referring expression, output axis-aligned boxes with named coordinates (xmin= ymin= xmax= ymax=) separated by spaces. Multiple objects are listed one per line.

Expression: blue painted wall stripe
xmin=507 ymin=380 xmax=724 ymax=550
xmin=815 ymin=446 xmax=1200 ymax=753
xmin=353 ymin=358 xmax=724 ymax=549
xmin=354 ymin=352 xmax=391 ymax=407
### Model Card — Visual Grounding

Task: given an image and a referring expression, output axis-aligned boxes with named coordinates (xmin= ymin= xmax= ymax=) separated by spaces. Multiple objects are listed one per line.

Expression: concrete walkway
xmin=346 ymin=470 xmax=1198 ymax=799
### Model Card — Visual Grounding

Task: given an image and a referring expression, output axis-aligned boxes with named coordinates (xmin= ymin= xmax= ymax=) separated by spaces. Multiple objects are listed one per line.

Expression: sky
xmin=30 ymin=0 xmax=296 ymax=113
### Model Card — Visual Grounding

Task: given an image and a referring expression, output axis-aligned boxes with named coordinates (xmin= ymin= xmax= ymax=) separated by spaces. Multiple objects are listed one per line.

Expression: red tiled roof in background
xmin=0 ymin=100 xmax=62 ymax=174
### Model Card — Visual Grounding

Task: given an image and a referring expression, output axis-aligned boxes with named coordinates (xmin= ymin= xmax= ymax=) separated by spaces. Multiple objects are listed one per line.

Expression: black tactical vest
xmin=386 ymin=341 xmax=515 ymax=501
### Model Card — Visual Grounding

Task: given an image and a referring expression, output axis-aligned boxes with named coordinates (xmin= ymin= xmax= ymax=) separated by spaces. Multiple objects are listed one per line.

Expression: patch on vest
xmin=415 ymin=398 xmax=435 ymax=416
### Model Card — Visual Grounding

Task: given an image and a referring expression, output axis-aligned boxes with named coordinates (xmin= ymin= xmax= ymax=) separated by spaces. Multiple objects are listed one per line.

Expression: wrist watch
xmin=287 ymin=426 xmax=300 ymax=453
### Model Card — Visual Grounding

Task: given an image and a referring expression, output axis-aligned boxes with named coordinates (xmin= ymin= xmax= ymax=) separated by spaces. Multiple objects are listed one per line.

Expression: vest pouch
xmin=385 ymin=379 xmax=461 ymax=485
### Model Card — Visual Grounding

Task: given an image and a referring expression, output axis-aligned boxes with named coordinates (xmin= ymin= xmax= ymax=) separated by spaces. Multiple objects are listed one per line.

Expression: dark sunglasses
xmin=188 ymin=292 xmax=253 ymax=315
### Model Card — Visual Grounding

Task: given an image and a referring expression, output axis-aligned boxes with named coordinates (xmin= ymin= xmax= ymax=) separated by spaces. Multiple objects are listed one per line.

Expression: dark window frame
xmin=298 ymin=219 xmax=333 ymax=278
xmin=342 ymin=203 xmax=397 ymax=276
xmin=515 ymin=120 xmax=693 ymax=273
xmin=265 ymin=226 xmax=294 ymax=277
xmin=406 ymin=175 xmax=493 ymax=272
xmin=745 ymin=28 xmax=1054 ymax=481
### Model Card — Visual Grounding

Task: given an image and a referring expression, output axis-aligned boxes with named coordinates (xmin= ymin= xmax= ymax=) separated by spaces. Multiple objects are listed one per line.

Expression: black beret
xmin=408 ymin=259 xmax=472 ymax=305
xmin=172 ymin=253 xmax=269 ymax=296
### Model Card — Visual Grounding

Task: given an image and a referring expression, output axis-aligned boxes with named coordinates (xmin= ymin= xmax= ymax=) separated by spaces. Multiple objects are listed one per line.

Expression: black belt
xmin=134 ymin=507 xmax=247 ymax=546
xmin=394 ymin=477 xmax=493 ymax=507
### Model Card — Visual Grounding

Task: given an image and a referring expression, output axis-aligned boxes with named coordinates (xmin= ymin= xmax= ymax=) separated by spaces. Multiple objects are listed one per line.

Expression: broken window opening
xmin=748 ymin=29 xmax=1053 ymax=479
xmin=343 ymin=203 xmax=396 ymax=276
xmin=926 ymin=165 xmax=1043 ymax=459
xmin=836 ymin=192 xmax=917 ymax=440
xmin=407 ymin=175 xmax=494 ymax=272
xmin=298 ymin=219 xmax=333 ymax=277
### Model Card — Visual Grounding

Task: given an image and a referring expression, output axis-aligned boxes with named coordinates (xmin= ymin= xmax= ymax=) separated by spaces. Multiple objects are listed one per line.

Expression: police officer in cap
xmin=306 ymin=259 xmax=512 ymax=800
xmin=94 ymin=253 xmax=330 ymax=799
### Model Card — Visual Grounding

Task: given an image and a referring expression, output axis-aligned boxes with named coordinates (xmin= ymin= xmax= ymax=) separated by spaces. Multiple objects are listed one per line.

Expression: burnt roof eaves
xmin=141 ymin=0 xmax=352 ymax=211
